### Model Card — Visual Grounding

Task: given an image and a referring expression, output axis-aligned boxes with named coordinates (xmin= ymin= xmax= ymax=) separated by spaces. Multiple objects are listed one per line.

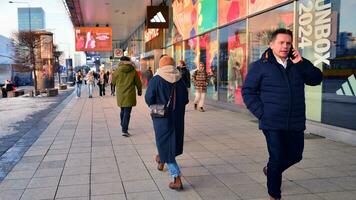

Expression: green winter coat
xmin=112 ymin=61 xmax=142 ymax=107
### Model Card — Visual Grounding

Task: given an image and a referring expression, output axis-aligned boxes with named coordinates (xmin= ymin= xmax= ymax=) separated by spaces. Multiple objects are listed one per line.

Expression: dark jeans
xmin=120 ymin=107 xmax=132 ymax=133
xmin=263 ymin=130 xmax=304 ymax=199
xmin=99 ymin=84 xmax=105 ymax=96
xmin=110 ymin=84 xmax=115 ymax=95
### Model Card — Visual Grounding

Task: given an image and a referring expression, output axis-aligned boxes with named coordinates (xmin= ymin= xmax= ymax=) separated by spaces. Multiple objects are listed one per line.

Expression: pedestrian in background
xmin=98 ymin=66 xmax=107 ymax=98
xmin=145 ymin=55 xmax=189 ymax=190
xmin=112 ymin=56 xmax=142 ymax=137
xmin=192 ymin=62 xmax=208 ymax=112
xmin=75 ymin=70 xmax=83 ymax=98
xmin=177 ymin=60 xmax=191 ymax=91
xmin=86 ymin=70 xmax=95 ymax=98
xmin=108 ymin=69 xmax=115 ymax=96
xmin=242 ymin=28 xmax=322 ymax=200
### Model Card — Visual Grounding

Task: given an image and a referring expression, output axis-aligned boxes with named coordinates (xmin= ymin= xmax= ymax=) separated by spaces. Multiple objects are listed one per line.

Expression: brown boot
xmin=169 ymin=176 xmax=183 ymax=190
xmin=155 ymin=155 xmax=164 ymax=171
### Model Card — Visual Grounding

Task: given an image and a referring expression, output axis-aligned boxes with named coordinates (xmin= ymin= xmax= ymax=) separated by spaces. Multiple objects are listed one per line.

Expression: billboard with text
xmin=75 ymin=27 xmax=112 ymax=52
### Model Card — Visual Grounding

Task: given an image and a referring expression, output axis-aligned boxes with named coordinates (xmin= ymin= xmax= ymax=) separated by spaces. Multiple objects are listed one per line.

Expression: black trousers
xmin=99 ymin=84 xmax=105 ymax=96
xmin=120 ymin=107 xmax=132 ymax=133
xmin=263 ymin=130 xmax=304 ymax=199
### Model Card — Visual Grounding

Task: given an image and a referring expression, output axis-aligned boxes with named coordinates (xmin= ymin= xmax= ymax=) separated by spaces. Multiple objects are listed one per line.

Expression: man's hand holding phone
xmin=289 ymin=46 xmax=303 ymax=64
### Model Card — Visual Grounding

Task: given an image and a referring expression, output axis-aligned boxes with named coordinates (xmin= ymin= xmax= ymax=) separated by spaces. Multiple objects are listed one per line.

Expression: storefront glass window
xmin=184 ymin=38 xmax=198 ymax=95
xmin=218 ymin=0 xmax=247 ymax=26
xmin=199 ymin=31 xmax=218 ymax=100
xmin=248 ymin=0 xmax=288 ymax=15
xmin=174 ymin=42 xmax=183 ymax=66
xmin=198 ymin=0 xmax=218 ymax=34
xmin=249 ymin=3 xmax=294 ymax=64
xmin=219 ymin=20 xmax=247 ymax=104
xmin=298 ymin=0 xmax=356 ymax=130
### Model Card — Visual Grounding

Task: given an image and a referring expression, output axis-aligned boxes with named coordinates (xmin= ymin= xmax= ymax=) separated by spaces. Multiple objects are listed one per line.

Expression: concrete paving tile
xmin=126 ymin=191 xmax=163 ymax=200
xmin=91 ymin=194 xmax=126 ymax=200
xmin=91 ymin=173 xmax=121 ymax=184
xmin=294 ymin=178 xmax=343 ymax=193
xmin=204 ymin=164 xmax=240 ymax=175
xmin=27 ymin=176 xmax=60 ymax=188
xmin=0 ymin=189 xmax=24 ymax=200
xmin=216 ymin=173 xmax=256 ymax=186
xmin=42 ymin=154 xmax=67 ymax=162
xmin=91 ymin=182 xmax=124 ymax=195
xmin=5 ymin=169 xmax=36 ymax=180
xmin=60 ymin=174 xmax=89 ymax=186
xmin=283 ymin=194 xmax=324 ymax=200
xmin=20 ymin=187 xmax=56 ymax=200
xmin=160 ymin=185 xmax=203 ymax=200
xmin=196 ymin=157 xmax=227 ymax=166
xmin=316 ymin=191 xmax=356 ymax=200
xmin=180 ymin=167 xmax=210 ymax=177
xmin=123 ymin=179 xmax=158 ymax=193
xmin=0 ymin=179 xmax=30 ymax=190
xmin=228 ymin=182 xmax=267 ymax=199
xmin=11 ymin=162 xmax=40 ymax=172
xmin=281 ymin=180 xmax=309 ymax=195
xmin=326 ymin=176 xmax=356 ymax=190
xmin=62 ymin=166 xmax=90 ymax=175
xmin=303 ymin=167 xmax=347 ymax=178
xmin=55 ymin=197 xmax=89 ymax=200
xmin=195 ymin=187 xmax=240 ymax=200
xmin=91 ymin=164 xmax=118 ymax=174
xmin=33 ymin=168 xmax=63 ymax=178
xmin=185 ymin=175 xmax=226 ymax=189
xmin=284 ymin=168 xmax=318 ymax=180
xmin=38 ymin=160 xmax=66 ymax=169
xmin=56 ymin=184 xmax=89 ymax=198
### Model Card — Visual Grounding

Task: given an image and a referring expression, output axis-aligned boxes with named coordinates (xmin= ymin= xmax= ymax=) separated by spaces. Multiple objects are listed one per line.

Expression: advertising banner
xmin=75 ymin=27 xmax=112 ymax=51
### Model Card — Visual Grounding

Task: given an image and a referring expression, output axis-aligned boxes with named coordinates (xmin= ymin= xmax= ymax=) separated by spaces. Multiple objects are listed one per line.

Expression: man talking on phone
xmin=242 ymin=28 xmax=322 ymax=200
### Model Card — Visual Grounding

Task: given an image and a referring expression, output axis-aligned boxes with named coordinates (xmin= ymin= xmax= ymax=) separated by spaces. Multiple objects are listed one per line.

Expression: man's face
xmin=270 ymin=33 xmax=292 ymax=59
xmin=199 ymin=63 xmax=204 ymax=70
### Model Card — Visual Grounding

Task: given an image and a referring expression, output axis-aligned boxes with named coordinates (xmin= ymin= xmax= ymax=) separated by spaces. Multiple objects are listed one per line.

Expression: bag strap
xmin=165 ymin=83 xmax=176 ymax=108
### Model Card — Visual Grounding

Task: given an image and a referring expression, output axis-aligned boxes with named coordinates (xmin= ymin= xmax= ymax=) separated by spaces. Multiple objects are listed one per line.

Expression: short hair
xmin=179 ymin=60 xmax=186 ymax=66
xmin=160 ymin=54 xmax=168 ymax=59
xmin=120 ymin=56 xmax=131 ymax=61
xmin=270 ymin=28 xmax=293 ymax=42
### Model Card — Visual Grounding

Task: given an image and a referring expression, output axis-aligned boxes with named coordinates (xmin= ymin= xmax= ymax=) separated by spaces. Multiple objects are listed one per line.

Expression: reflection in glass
xmin=199 ymin=31 xmax=218 ymax=100
xmin=249 ymin=4 xmax=294 ymax=64
xmin=219 ymin=21 xmax=247 ymax=105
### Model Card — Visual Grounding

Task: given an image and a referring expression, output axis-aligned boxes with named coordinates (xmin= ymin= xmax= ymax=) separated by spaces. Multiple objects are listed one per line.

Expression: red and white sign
xmin=114 ymin=49 xmax=123 ymax=58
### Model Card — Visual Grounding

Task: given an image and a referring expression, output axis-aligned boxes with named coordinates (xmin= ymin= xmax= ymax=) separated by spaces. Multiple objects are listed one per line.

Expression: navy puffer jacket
xmin=242 ymin=48 xmax=322 ymax=131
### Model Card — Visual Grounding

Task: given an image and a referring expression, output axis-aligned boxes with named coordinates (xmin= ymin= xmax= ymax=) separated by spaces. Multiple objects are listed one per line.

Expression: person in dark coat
xmin=177 ymin=60 xmax=191 ymax=89
xmin=145 ymin=55 xmax=189 ymax=190
xmin=242 ymin=28 xmax=323 ymax=200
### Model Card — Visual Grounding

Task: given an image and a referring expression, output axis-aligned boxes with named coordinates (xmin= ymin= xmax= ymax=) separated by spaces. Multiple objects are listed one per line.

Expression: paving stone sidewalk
xmin=0 ymin=87 xmax=355 ymax=200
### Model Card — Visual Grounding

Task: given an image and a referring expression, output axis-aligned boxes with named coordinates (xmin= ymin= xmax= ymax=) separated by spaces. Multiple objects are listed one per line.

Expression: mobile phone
xmin=288 ymin=45 xmax=295 ymax=59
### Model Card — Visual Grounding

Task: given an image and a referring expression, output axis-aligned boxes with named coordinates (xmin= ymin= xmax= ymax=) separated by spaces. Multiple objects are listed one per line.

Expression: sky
xmin=0 ymin=0 xmax=84 ymax=65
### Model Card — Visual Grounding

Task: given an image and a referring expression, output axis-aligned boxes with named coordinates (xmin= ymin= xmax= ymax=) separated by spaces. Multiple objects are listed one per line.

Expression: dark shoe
xmin=155 ymin=155 xmax=164 ymax=171
xmin=169 ymin=176 xmax=183 ymax=190
xmin=194 ymin=104 xmax=197 ymax=110
xmin=199 ymin=107 xmax=205 ymax=112
xmin=122 ymin=132 xmax=130 ymax=137
xmin=263 ymin=166 xmax=267 ymax=176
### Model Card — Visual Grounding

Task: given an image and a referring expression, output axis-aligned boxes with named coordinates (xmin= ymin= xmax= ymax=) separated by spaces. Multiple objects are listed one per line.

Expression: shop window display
xmin=218 ymin=0 xmax=247 ymax=26
xmin=249 ymin=3 xmax=294 ymax=64
xmin=219 ymin=21 xmax=247 ymax=105
xmin=248 ymin=0 xmax=288 ymax=15
xmin=297 ymin=0 xmax=356 ymax=130
xmin=199 ymin=31 xmax=218 ymax=100
xmin=184 ymin=37 xmax=199 ymax=95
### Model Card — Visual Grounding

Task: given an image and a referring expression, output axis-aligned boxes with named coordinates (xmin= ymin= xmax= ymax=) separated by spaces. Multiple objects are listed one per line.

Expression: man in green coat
xmin=112 ymin=56 xmax=142 ymax=137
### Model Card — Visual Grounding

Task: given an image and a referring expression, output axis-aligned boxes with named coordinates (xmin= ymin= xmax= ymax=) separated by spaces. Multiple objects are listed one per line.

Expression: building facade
xmin=18 ymin=7 xmax=45 ymax=31
xmin=125 ymin=0 xmax=356 ymax=137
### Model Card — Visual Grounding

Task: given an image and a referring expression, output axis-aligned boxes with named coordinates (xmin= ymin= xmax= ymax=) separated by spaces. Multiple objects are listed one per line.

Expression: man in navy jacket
xmin=242 ymin=28 xmax=322 ymax=200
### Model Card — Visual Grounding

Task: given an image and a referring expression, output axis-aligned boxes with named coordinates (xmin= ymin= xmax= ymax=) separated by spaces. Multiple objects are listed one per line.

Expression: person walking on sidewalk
xmin=177 ymin=60 xmax=191 ymax=91
xmin=108 ymin=69 xmax=116 ymax=96
xmin=75 ymin=70 xmax=83 ymax=98
xmin=192 ymin=62 xmax=208 ymax=112
xmin=86 ymin=70 xmax=95 ymax=98
xmin=145 ymin=55 xmax=189 ymax=190
xmin=98 ymin=66 xmax=108 ymax=98
xmin=242 ymin=28 xmax=322 ymax=200
xmin=112 ymin=56 xmax=142 ymax=137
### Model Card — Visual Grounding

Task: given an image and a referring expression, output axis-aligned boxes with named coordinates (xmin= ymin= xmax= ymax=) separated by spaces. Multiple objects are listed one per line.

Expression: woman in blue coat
xmin=145 ymin=56 xmax=189 ymax=190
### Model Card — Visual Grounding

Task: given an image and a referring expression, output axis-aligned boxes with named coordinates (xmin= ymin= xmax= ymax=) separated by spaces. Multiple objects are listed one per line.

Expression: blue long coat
xmin=242 ymin=48 xmax=323 ymax=131
xmin=145 ymin=76 xmax=189 ymax=163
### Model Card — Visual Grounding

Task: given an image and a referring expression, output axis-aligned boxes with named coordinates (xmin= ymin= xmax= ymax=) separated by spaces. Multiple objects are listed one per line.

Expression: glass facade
xmin=18 ymin=7 xmax=45 ymax=31
xmin=122 ymin=0 xmax=356 ymax=132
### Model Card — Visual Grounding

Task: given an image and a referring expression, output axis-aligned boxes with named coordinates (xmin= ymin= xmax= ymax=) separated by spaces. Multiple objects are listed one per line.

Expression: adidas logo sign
xmin=336 ymin=74 xmax=356 ymax=96
xmin=150 ymin=12 xmax=166 ymax=23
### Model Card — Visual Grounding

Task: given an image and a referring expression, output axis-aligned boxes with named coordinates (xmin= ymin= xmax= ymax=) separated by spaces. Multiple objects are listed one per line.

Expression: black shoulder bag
xmin=150 ymin=83 xmax=176 ymax=118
